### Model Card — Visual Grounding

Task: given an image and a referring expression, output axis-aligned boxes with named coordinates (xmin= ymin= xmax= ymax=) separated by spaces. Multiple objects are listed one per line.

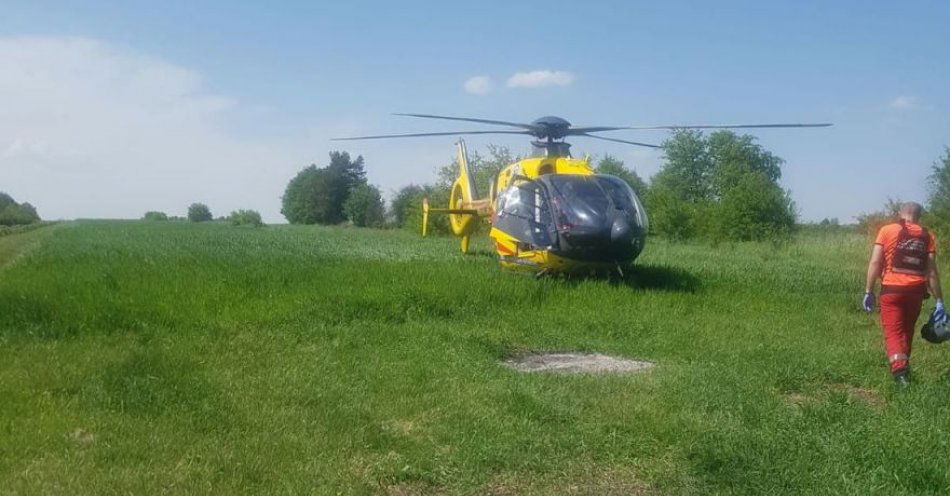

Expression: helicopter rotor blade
xmin=393 ymin=113 xmax=538 ymax=130
xmin=621 ymin=123 xmax=833 ymax=130
xmin=332 ymin=130 xmax=532 ymax=141
xmin=579 ymin=133 xmax=661 ymax=148
xmin=566 ymin=126 xmax=632 ymax=134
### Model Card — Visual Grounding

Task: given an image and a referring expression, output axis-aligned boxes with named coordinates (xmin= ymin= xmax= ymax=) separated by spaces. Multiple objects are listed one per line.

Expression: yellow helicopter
xmin=337 ymin=113 xmax=830 ymax=274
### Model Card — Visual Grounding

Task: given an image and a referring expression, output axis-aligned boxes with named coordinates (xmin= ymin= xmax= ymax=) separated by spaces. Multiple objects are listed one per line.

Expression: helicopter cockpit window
xmin=595 ymin=175 xmax=648 ymax=231
xmin=546 ymin=175 xmax=612 ymax=233
xmin=495 ymin=181 xmax=554 ymax=247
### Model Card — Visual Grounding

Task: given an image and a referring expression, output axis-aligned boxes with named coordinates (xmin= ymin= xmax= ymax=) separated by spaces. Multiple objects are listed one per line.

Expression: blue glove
xmin=934 ymin=300 xmax=948 ymax=323
xmin=862 ymin=292 xmax=875 ymax=313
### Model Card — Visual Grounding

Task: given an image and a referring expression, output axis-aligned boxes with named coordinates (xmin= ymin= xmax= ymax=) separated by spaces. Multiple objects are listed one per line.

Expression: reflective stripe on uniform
xmin=888 ymin=353 xmax=909 ymax=363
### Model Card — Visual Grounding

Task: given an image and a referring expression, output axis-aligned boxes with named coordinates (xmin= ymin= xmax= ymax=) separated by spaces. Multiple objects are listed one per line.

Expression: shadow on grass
xmin=468 ymin=249 xmax=497 ymax=259
xmin=614 ymin=263 xmax=701 ymax=292
xmin=547 ymin=263 xmax=701 ymax=292
xmin=457 ymin=245 xmax=700 ymax=292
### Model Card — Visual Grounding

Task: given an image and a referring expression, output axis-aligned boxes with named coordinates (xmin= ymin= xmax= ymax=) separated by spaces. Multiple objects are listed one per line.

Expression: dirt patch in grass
xmin=783 ymin=383 xmax=884 ymax=410
xmin=379 ymin=482 xmax=445 ymax=496
xmin=481 ymin=467 xmax=659 ymax=495
xmin=503 ymin=352 xmax=655 ymax=375
xmin=382 ymin=419 xmax=417 ymax=436
xmin=829 ymin=383 xmax=884 ymax=408
xmin=69 ymin=427 xmax=96 ymax=446
xmin=783 ymin=392 xmax=812 ymax=408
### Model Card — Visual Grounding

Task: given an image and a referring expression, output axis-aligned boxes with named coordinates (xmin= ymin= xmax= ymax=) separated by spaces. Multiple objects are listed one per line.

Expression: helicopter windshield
xmin=595 ymin=175 xmax=649 ymax=231
xmin=545 ymin=175 xmax=612 ymax=235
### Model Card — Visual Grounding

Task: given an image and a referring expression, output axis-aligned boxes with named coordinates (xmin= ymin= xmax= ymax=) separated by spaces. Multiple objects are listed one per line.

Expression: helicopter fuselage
xmin=484 ymin=155 xmax=648 ymax=273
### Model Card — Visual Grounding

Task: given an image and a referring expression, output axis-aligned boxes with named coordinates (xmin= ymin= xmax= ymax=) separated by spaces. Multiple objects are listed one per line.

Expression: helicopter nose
xmin=610 ymin=217 xmax=633 ymax=247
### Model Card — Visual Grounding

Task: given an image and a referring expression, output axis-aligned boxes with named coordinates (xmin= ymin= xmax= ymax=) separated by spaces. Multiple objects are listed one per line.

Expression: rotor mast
xmin=531 ymin=138 xmax=572 ymax=158
xmin=528 ymin=116 xmax=573 ymax=158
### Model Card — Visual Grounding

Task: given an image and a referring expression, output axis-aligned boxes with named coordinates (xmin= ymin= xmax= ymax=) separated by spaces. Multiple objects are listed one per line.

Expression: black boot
xmin=893 ymin=367 xmax=911 ymax=389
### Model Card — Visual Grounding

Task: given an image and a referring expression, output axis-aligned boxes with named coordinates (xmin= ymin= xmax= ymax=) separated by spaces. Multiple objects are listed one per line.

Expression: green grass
xmin=2 ymin=221 xmax=949 ymax=494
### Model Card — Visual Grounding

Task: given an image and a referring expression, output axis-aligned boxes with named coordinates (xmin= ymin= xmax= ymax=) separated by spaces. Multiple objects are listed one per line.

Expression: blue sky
xmin=3 ymin=1 xmax=949 ymax=222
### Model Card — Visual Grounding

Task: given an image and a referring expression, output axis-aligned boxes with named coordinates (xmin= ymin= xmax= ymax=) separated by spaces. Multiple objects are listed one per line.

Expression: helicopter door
xmin=494 ymin=181 xmax=555 ymax=248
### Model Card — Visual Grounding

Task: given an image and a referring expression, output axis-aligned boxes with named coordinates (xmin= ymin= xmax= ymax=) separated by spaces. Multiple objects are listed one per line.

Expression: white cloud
xmin=0 ymin=36 xmax=305 ymax=222
xmin=506 ymin=70 xmax=575 ymax=89
xmin=889 ymin=95 xmax=920 ymax=110
xmin=463 ymin=75 xmax=492 ymax=95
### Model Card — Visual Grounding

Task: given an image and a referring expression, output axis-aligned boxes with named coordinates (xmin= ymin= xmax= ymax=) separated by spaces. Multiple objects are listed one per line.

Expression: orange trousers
xmin=879 ymin=287 xmax=925 ymax=372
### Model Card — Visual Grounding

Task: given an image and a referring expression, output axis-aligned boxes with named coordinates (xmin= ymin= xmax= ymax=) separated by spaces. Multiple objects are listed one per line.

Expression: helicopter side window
xmin=495 ymin=181 xmax=554 ymax=248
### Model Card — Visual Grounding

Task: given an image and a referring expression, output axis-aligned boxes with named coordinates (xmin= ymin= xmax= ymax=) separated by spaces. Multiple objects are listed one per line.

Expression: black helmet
xmin=921 ymin=313 xmax=950 ymax=344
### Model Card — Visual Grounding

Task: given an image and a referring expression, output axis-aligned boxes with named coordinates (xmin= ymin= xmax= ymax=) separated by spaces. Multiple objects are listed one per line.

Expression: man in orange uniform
xmin=863 ymin=202 xmax=946 ymax=387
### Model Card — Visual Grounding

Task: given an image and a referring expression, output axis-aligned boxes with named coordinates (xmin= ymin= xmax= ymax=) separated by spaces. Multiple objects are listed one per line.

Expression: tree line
xmin=279 ymin=136 xmax=950 ymax=244
xmin=8 ymin=136 xmax=946 ymax=241
xmin=0 ymin=192 xmax=41 ymax=226
xmin=142 ymin=203 xmax=263 ymax=226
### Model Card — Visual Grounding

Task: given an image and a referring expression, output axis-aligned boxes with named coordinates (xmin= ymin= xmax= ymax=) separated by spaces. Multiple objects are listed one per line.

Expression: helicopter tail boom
xmin=421 ymin=197 xmax=481 ymax=237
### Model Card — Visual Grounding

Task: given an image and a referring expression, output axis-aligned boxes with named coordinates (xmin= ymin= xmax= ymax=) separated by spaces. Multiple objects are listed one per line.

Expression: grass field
xmin=2 ymin=221 xmax=950 ymax=495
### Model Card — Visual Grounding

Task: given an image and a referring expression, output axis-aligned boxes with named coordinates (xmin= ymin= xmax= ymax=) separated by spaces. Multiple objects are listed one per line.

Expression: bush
xmin=343 ymin=183 xmax=385 ymax=227
xmin=0 ymin=192 xmax=41 ymax=226
xmin=646 ymin=184 xmax=703 ymax=240
xmin=709 ymin=172 xmax=796 ymax=241
xmin=187 ymin=203 xmax=213 ymax=222
xmin=856 ymin=199 xmax=901 ymax=237
xmin=142 ymin=211 xmax=168 ymax=221
xmin=390 ymin=184 xmax=425 ymax=228
xmin=230 ymin=209 xmax=263 ymax=227
xmin=0 ymin=221 xmax=55 ymax=237
xmin=926 ymin=147 xmax=950 ymax=248
xmin=798 ymin=218 xmax=856 ymax=237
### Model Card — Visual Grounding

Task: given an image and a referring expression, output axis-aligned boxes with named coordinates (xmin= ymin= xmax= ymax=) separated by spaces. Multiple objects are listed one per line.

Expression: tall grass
xmin=1 ymin=221 xmax=948 ymax=494
xmin=0 ymin=221 xmax=57 ymax=237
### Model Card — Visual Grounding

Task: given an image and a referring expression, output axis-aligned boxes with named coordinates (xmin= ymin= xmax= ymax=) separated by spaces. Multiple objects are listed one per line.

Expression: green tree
xmin=926 ymin=147 xmax=950 ymax=224
xmin=230 ymin=209 xmax=263 ymax=227
xmin=436 ymin=145 xmax=518 ymax=196
xmin=281 ymin=165 xmax=325 ymax=224
xmin=390 ymin=184 xmax=450 ymax=234
xmin=282 ymin=151 xmax=367 ymax=224
xmin=648 ymin=130 xmax=795 ymax=241
xmin=0 ymin=192 xmax=41 ymax=226
xmin=595 ymin=154 xmax=649 ymax=198
xmin=390 ymin=184 xmax=425 ymax=227
xmin=654 ymin=130 xmax=712 ymax=203
xmin=187 ymin=203 xmax=213 ymax=222
xmin=707 ymin=131 xmax=783 ymax=199
xmin=646 ymin=183 xmax=700 ymax=240
xmin=0 ymin=193 xmax=15 ymax=212
xmin=142 ymin=211 xmax=168 ymax=221
xmin=344 ymin=183 xmax=385 ymax=227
